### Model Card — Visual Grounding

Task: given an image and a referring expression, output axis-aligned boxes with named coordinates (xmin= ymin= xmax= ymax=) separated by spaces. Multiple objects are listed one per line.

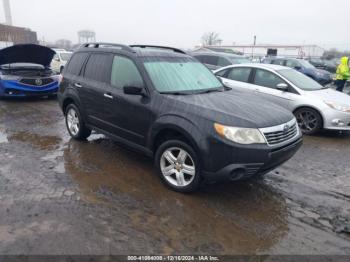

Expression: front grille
xmin=19 ymin=78 xmax=54 ymax=86
xmin=260 ymin=119 xmax=299 ymax=146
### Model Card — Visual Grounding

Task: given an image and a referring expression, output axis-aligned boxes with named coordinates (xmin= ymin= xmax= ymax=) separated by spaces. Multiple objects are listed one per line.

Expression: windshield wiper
xmin=160 ymin=91 xmax=192 ymax=95
xmin=194 ymin=87 xmax=227 ymax=94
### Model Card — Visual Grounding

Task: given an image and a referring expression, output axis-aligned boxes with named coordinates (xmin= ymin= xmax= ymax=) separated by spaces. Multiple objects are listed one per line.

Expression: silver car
xmin=214 ymin=64 xmax=350 ymax=134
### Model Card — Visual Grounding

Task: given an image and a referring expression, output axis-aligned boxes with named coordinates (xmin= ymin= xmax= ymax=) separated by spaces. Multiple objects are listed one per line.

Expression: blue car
xmin=0 ymin=44 xmax=60 ymax=97
xmin=263 ymin=57 xmax=333 ymax=86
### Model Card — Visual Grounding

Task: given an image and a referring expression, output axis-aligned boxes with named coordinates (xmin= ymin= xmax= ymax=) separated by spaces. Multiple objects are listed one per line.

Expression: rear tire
xmin=294 ymin=107 xmax=322 ymax=135
xmin=65 ymin=104 xmax=91 ymax=140
xmin=155 ymin=140 xmax=201 ymax=193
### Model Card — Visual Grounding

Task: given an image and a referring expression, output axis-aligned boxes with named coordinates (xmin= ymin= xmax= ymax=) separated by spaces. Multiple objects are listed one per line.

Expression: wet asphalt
xmin=0 ymin=98 xmax=349 ymax=255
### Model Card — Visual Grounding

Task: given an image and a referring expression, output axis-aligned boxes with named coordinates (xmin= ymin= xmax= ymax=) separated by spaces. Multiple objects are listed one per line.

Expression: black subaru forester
xmin=58 ymin=43 xmax=302 ymax=192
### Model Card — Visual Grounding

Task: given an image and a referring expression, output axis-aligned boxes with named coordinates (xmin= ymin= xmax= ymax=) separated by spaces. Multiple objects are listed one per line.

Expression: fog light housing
xmin=332 ymin=119 xmax=345 ymax=127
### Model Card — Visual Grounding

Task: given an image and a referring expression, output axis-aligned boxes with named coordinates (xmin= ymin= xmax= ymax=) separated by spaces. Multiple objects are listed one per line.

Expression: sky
xmin=0 ymin=0 xmax=349 ymax=50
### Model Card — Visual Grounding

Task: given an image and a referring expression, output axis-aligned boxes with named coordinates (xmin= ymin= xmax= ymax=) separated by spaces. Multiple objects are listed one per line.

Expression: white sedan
xmin=51 ymin=50 xmax=72 ymax=74
xmin=214 ymin=64 xmax=350 ymax=134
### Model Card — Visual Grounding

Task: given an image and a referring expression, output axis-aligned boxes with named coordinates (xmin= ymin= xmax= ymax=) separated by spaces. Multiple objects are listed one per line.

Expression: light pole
xmin=252 ymin=35 xmax=256 ymax=59
xmin=3 ymin=0 xmax=13 ymax=25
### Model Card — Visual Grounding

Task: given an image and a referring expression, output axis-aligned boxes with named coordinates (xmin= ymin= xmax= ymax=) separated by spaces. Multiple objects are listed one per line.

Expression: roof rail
xmin=130 ymin=45 xmax=186 ymax=54
xmin=81 ymin=43 xmax=135 ymax=53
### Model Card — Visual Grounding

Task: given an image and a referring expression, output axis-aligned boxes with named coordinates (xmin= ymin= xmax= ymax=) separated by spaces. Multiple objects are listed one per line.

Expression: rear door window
xmin=110 ymin=56 xmax=144 ymax=89
xmin=84 ymin=53 xmax=113 ymax=83
xmin=65 ymin=52 xmax=88 ymax=75
xmin=226 ymin=67 xmax=252 ymax=82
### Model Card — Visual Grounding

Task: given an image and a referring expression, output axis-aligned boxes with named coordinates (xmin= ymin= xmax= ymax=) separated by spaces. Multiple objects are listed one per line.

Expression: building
xmin=205 ymin=44 xmax=325 ymax=58
xmin=0 ymin=23 xmax=38 ymax=47
xmin=78 ymin=30 xmax=96 ymax=44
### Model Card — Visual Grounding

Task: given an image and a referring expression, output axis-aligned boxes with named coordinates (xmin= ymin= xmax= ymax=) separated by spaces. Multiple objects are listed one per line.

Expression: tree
xmin=201 ymin=32 xmax=222 ymax=46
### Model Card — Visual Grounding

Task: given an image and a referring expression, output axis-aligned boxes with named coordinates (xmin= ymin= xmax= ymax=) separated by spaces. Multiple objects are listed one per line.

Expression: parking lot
xmin=0 ymin=98 xmax=349 ymax=255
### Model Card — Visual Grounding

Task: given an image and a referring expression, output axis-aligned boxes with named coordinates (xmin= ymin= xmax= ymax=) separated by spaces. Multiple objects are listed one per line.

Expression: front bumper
xmin=202 ymin=137 xmax=303 ymax=182
xmin=323 ymin=107 xmax=350 ymax=131
xmin=0 ymin=80 xmax=59 ymax=97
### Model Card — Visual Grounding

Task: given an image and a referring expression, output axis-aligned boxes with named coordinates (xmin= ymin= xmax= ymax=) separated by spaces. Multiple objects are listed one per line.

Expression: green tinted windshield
xmin=143 ymin=58 xmax=222 ymax=93
xmin=278 ymin=69 xmax=325 ymax=91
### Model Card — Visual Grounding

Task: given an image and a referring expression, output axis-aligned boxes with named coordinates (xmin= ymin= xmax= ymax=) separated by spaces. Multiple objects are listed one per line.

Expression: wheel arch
xmin=293 ymin=105 xmax=325 ymax=128
xmin=149 ymin=116 xmax=205 ymax=156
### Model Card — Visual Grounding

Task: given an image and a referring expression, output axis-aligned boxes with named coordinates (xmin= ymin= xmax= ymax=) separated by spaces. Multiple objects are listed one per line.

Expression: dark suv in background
xmin=263 ymin=57 xmax=332 ymax=86
xmin=192 ymin=51 xmax=250 ymax=71
xmin=58 ymin=43 xmax=302 ymax=192
xmin=306 ymin=57 xmax=326 ymax=69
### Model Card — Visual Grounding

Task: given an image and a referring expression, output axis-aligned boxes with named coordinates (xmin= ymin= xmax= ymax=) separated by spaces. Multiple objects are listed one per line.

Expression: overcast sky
xmin=1 ymin=0 xmax=349 ymax=50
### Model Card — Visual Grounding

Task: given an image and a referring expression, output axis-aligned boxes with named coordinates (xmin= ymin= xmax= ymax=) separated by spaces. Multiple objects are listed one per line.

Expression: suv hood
xmin=163 ymin=89 xmax=294 ymax=128
xmin=0 ymin=44 xmax=55 ymax=67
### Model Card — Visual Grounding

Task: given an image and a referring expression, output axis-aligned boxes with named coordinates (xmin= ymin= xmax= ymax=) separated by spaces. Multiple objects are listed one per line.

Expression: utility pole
xmin=252 ymin=35 xmax=256 ymax=59
xmin=3 ymin=0 xmax=13 ymax=25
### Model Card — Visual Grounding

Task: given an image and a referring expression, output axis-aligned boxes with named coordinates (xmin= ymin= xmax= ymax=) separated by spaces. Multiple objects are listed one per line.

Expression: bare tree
xmin=323 ymin=48 xmax=350 ymax=59
xmin=201 ymin=32 xmax=222 ymax=46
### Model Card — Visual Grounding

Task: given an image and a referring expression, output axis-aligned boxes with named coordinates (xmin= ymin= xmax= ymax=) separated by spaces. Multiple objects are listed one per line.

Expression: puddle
xmin=8 ymin=131 xmax=62 ymax=150
xmin=64 ymin=138 xmax=288 ymax=254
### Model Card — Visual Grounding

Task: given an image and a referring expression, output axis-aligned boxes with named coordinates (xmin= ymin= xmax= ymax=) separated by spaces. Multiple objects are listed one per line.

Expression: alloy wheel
xmin=66 ymin=108 xmax=80 ymax=136
xmin=296 ymin=110 xmax=318 ymax=133
xmin=160 ymin=147 xmax=196 ymax=187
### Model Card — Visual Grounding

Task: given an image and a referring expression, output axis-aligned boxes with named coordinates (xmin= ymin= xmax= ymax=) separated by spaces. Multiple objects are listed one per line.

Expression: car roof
xmin=215 ymin=63 xmax=289 ymax=72
xmin=191 ymin=51 xmax=246 ymax=58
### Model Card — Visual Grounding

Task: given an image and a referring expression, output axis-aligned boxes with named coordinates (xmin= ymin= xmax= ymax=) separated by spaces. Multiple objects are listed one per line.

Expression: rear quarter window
xmin=65 ymin=52 xmax=88 ymax=76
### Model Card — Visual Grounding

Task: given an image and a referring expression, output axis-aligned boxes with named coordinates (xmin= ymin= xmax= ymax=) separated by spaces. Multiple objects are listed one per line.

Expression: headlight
xmin=214 ymin=123 xmax=266 ymax=144
xmin=0 ymin=75 xmax=20 ymax=81
xmin=324 ymin=101 xmax=350 ymax=113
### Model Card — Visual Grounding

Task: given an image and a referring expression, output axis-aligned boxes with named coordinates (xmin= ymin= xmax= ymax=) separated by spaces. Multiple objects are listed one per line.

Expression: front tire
xmin=65 ymin=104 xmax=91 ymax=140
xmin=294 ymin=107 xmax=322 ymax=135
xmin=155 ymin=140 xmax=201 ymax=193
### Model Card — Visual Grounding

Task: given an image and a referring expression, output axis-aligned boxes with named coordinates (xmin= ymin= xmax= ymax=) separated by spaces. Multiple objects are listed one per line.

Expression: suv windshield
xmin=143 ymin=57 xmax=223 ymax=93
xmin=278 ymin=69 xmax=326 ymax=91
xmin=298 ymin=60 xmax=315 ymax=69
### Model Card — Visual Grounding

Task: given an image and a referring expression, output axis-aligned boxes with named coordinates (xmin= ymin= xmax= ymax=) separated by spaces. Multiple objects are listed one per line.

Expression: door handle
xmin=74 ymin=83 xmax=82 ymax=88
xmin=104 ymin=93 xmax=114 ymax=99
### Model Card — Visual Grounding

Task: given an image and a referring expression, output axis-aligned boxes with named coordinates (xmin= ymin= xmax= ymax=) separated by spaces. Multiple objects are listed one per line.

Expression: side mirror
xmin=276 ymin=83 xmax=289 ymax=91
xmin=294 ymin=66 xmax=302 ymax=70
xmin=123 ymin=84 xmax=145 ymax=96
